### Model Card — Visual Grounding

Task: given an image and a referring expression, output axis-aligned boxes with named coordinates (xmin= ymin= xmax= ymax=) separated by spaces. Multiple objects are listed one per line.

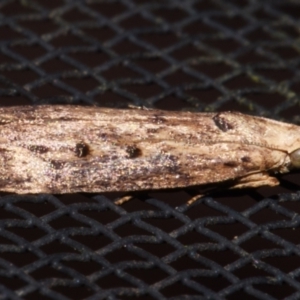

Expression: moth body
xmin=0 ymin=106 xmax=299 ymax=194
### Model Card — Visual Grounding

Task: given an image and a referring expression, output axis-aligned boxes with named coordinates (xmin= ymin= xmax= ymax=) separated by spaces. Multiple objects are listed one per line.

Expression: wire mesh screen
xmin=0 ymin=0 xmax=300 ymax=299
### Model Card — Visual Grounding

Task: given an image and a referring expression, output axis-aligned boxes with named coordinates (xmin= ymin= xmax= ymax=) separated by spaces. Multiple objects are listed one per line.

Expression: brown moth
xmin=0 ymin=105 xmax=299 ymax=196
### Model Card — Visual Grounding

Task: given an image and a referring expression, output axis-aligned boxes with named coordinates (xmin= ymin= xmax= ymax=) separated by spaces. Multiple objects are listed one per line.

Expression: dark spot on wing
xmin=147 ymin=128 xmax=159 ymax=134
xmin=28 ymin=145 xmax=49 ymax=154
xmin=99 ymin=133 xmax=108 ymax=141
xmin=50 ymin=160 xmax=66 ymax=170
xmin=74 ymin=142 xmax=89 ymax=157
xmin=213 ymin=113 xmax=234 ymax=132
xmin=125 ymin=145 xmax=142 ymax=158
xmin=224 ymin=161 xmax=238 ymax=167
xmin=241 ymin=156 xmax=251 ymax=163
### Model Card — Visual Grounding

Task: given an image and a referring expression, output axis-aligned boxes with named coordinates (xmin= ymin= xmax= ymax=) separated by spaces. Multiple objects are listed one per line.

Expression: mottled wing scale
xmin=0 ymin=106 xmax=295 ymax=194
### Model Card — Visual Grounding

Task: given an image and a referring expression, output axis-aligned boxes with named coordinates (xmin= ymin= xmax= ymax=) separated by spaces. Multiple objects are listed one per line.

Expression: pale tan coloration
xmin=0 ymin=105 xmax=299 ymax=196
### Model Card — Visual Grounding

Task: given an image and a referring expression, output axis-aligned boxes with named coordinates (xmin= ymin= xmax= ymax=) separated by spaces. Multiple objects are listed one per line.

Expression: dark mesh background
xmin=0 ymin=0 xmax=300 ymax=299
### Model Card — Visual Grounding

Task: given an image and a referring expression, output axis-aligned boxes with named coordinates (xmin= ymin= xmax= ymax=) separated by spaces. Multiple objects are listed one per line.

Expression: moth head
xmin=290 ymin=148 xmax=300 ymax=169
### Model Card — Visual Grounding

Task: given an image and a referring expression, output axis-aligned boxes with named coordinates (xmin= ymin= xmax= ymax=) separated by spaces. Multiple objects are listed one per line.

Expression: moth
xmin=0 ymin=105 xmax=299 ymax=199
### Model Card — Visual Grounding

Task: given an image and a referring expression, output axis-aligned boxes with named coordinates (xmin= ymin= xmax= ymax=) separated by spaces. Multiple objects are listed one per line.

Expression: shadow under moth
xmin=0 ymin=105 xmax=299 ymax=201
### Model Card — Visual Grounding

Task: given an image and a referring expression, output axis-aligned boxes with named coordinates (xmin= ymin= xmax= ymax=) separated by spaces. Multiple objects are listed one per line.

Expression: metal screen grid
xmin=0 ymin=0 xmax=300 ymax=299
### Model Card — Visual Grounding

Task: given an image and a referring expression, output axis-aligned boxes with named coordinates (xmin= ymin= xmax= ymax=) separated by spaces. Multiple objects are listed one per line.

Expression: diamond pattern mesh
xmin=0 ymin=0 xmax=300 ymax=299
